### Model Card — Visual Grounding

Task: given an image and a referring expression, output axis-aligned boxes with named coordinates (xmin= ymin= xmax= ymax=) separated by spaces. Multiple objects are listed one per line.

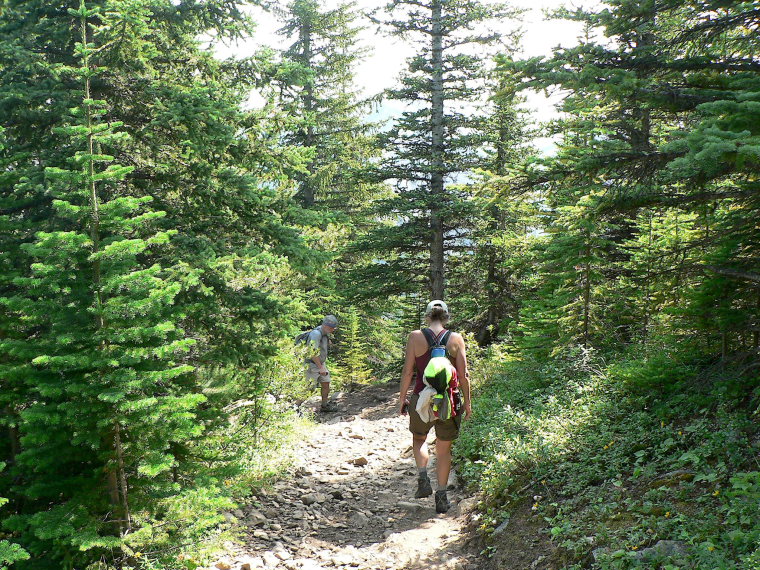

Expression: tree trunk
xmin=7 ymin=420 xmax=19 ymax=464
xmin=429 ymin=0 xmax=445 ymax=300
xmin=583 ymin=234 xmax=591 ymax=348
xmin=301 ymin=20 xmax=316 ymax=207
xmin=114 ymin=423 xmax=131 ymax=531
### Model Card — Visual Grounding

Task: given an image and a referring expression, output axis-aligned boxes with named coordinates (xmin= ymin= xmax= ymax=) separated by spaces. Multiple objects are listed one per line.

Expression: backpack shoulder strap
xmin=421 ymin=327 xmax=437 ymax=348
xmin=439 ymin=330 xmax=452 ymax=347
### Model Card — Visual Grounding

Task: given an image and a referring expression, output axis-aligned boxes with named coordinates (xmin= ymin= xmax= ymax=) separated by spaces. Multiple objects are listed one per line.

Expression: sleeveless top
xmin=413 ymin=328 xmax=455 ymax=394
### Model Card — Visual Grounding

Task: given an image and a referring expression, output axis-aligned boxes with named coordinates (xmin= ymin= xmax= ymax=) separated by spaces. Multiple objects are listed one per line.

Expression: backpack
xmin=294 ymin=329 xmax=313 ymax=346
xmin=421 ymin=328 xmax=462 ymax=421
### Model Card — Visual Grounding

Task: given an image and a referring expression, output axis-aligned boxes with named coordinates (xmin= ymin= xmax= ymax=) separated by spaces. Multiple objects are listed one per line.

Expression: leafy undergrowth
xmin=456 ymin=348 xmax=760 ymax=570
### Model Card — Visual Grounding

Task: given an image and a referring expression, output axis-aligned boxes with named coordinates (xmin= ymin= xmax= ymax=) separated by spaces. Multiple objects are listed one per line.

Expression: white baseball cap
xmin=425 ymin=300 xmax=449 ymax=315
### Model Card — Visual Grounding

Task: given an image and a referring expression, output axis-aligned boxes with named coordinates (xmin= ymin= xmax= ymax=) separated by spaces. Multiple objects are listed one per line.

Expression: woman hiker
xmin=398 ymin=300 xmax=472 ymax=513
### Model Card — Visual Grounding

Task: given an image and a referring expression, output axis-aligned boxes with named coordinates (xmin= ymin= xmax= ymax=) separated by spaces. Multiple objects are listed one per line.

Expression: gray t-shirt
xmin=305 ymin=326 xmax=330 ymax=364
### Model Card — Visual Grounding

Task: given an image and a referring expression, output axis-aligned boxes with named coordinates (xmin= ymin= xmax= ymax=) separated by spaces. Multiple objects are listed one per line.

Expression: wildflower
xmin=665 ymin=511 xmax=671 ymax=518
xmin=713 ymin=490 xmax=720 ymax=496
xmin=708 ymin=546 xmax=715 ymax=552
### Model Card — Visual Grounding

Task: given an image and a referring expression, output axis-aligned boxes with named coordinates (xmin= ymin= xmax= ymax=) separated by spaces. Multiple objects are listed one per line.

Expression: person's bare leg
xmin=321 ymin=381 xmax=330 ymax=405
xmin=413 ymin=433 xmax=433 ymax=498
xmin=412 ymin=434 xmax=429 ymax=468
xmin=435 ymin=439 xmax=453 ymax=489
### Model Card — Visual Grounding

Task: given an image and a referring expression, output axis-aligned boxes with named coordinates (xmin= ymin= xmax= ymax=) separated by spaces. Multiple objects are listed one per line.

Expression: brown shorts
xmin=408 ymin=392 xmax=462 ymax=441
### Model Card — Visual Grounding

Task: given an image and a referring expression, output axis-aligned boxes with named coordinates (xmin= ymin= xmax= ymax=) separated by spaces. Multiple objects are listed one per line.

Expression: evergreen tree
xmin=0 ymin=463 xmax=28 ymax=569
xmin=518 ymin=191 xmax=618 ymax=355
xmin=505 ymin=0 xmax=760 ymax=357
xmin=0 ymin=3 xmax=317 ymax=540
xmin=447 ymin=74 xmax=536 ymax=344
xmin=0 ymin=3 xmax=208 ymax=566
xmin=332 ymin=307 xmax=372 ymax=390
xmin=359 ymin=0 xmax=519 ymax=300
xmin=275 ymin=0 xmax=378 ymax=213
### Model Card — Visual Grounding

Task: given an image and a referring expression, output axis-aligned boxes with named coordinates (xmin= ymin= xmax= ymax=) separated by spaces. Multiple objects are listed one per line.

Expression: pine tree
xmin=0 ymin=3 xmax=209 ymax=565
xmin=447 ymin=73 xmax=536 ymax=344
xmin=506 ymin=0 xmax=760 ymax=357
xmin=274 ymin=0 xmax=374 ymax=208
xmin=0 ymin=2 xmax=318 ymax=539
xmin=333 ymin=308 xmax=372 ymax=390
xmin=359 ymin=0 xmax=519 ymax=300
xmin=518 ymin=191 xmax=618 ymax=355
xmin=0 ymin=463 xmax=28 ymax=569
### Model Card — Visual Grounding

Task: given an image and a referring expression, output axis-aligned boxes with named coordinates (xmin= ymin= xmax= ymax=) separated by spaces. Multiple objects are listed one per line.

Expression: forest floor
xmin=210 ymin=380 xmax=486 ymax=570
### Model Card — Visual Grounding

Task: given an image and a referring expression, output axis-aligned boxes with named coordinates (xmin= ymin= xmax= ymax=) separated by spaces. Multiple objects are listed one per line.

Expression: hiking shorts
xmin=305 ymin=363 xmax=331 ymax=387
xmin=408 ymin=392 xmax=462 ymax=441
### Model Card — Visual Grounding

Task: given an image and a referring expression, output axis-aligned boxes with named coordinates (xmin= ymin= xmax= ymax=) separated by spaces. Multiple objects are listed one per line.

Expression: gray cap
xmin=322 ymin=314 xmax=339 ymax=328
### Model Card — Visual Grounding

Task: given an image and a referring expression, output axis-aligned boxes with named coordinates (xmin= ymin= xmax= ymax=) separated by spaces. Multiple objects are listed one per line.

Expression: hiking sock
xmin=435 ymin=490 xmax=451 ymax=513
xmin=415 ymin=471 xmax=433 ymax=498
xmin=418 ymin=467 xmax=428 ymax=477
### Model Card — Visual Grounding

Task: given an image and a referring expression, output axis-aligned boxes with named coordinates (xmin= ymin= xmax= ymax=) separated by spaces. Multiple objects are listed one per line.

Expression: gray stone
xmin=273 ymin=543 xmax=291 ymax=561
xmin=348 ymin=511 xmax=370 ymax=527
xmin=634 ymin=540 xmax=689 ymax=560
xmin=248 ymin=510 xmax=267 ymax=526
xmin=493 ymin=517 xmax=510 ymax=535
xmin=397 ymin=501 xmax=423 ymax=511
xmin=262 ymin=551 xmax=280 ymax=568
xmin=649 ymin=470 xmax=695 ymax=489
xmin=301 ymin=493 xmax=318 ymax=506
xmin=592 ymin=547 xmax=611 ymax=562
xmin=238 ymin=556 xmax=265 ymax=570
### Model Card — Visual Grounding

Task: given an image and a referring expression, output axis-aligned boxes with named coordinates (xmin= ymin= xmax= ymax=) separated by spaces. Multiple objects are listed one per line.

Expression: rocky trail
xmin=213 ymin=381 xmax=483 ymax=570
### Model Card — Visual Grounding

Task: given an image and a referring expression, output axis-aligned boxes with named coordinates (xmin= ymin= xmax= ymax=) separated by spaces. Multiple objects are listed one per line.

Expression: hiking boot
xmin=415 ymin=475 xmax=433 ymax=498
xmin=435 ymin=490 xmax=451 ymax=513
xmin=320 ymin=402 xmax=338 ymax=412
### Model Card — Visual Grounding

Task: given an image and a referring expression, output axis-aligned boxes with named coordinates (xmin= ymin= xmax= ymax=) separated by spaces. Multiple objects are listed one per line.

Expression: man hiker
xmin=305 ymin=315 xmax=339 ymax=413
xmin=398 ymin=300 xmax=472 ymax=513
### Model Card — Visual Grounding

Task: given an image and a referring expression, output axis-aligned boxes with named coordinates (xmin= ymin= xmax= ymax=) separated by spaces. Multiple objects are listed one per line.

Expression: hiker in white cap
xmin=305 ymin=315 xmax=339 ymax=412
xmin=398 ymin=300 xmax=472 ymax=513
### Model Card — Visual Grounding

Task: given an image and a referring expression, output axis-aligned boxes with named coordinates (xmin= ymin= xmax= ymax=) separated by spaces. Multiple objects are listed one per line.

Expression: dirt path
xmin=212 ymin=381 xmax=482 ymax=570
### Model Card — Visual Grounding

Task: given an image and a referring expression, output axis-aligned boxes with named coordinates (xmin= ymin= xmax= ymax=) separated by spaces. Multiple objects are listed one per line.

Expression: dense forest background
xmin=0 ymin=0 xmax=758 ymax=569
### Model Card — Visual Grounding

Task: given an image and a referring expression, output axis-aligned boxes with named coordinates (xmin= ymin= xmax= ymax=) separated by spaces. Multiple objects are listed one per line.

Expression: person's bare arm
xmin=308 ymin=331 xmax=328 ymax=374
xmin=398 ymin=332 xmax=418 ymax=415
xmin=452 ymin=333 xmax=472 ymax=420
xmin=310 ymin=355 xmax=328 ymax=375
